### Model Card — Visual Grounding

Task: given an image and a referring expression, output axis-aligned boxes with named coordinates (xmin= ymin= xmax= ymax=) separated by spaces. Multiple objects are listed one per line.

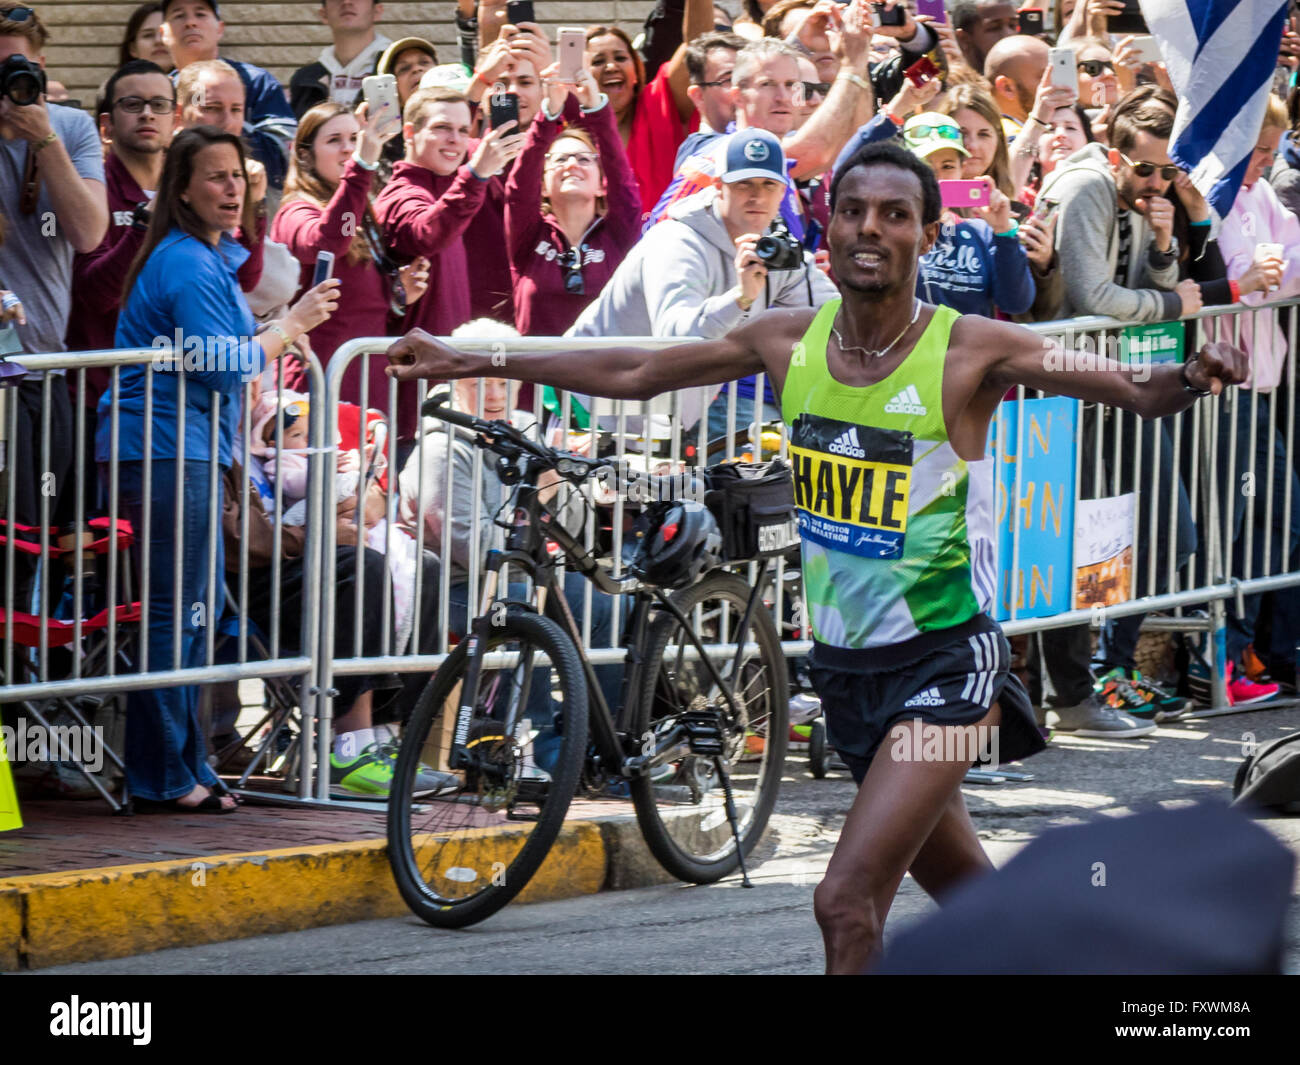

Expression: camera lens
xmin=3 ymin=62 xmax=42 ymax=106
xmin=755 ymin=236 xmax=778 ymax=263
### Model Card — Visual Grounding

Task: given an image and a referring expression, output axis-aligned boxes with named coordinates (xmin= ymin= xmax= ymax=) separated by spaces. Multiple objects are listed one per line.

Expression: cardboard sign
xmin=1074 ymin=493 xmax=1135 ymax=609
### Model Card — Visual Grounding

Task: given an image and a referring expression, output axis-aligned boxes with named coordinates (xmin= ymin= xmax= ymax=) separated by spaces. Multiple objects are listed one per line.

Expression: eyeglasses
xmin=115 ymin=95 xmax=176 ymax=115
xmin=546 ymin=151 xmax=599 ymax=168
xmin=0 ymin=7 xmax=34 ymax=22
xmin=1116 ymin=151 xmax=1181 ymax=181
xmin=561 ymin=246 xmax=585 ymax=295
xmin=801 ymin=81 xmax=831 ymax=101
xmin=1077 ymin=59 xmax=1116 ymax=77
xmin=695 ymin=77 xmax=732 ymax=89
xmin=903 ymin=123 xmax=963 ymax=145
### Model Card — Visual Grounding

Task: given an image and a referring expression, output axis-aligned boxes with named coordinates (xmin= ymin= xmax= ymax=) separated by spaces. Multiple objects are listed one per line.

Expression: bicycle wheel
xmin=630 ymin=570 xmax=788 ymax=883
xmin=387 ymin=608 xmax=589 ymax=928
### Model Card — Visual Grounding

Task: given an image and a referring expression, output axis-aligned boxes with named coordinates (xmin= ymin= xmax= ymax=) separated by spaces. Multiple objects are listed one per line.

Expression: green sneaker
xmin=329 ymin=743 xmax=394 ymax=796
xmin=1097 ymin=666 xmax=1190 ymax=722
xmin=375 ymin=742 xmax=461 ymax=798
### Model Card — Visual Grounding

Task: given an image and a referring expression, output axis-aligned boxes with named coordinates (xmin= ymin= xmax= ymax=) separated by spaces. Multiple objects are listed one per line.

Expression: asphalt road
xmin=33 ymin=703 xmax=1300 ymax=975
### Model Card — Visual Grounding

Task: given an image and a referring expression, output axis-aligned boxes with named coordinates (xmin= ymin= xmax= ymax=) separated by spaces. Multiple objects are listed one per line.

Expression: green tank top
xmin=780 ymin=299 xmax=997 ymax=649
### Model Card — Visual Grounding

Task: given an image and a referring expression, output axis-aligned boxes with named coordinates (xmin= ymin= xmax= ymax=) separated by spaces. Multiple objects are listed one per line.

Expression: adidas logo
xmin=827 ymin=426 xmax=867 ymax=458
xmin=884 ymin=385 xmax=927 ymax=416
xmin=904 ymin=686 xmax=945 ymax=708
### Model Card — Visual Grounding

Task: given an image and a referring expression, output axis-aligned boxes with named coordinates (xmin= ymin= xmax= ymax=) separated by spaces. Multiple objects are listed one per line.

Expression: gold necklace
xmin=831 ymin=299 xmax=921 ymax=360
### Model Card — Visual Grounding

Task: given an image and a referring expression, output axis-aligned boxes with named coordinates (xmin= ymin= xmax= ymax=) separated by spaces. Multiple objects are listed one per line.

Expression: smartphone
xmin=1127 ymin=35 xmax=1162 ymax=63
xmin=1256 ymin=241 xmax=1284 ymax=291
xmin=557 ymin=26 xmax=586 ymax=81
xmin=361 ymin=73 xmax=400 ymax=130
xmin=1109 ymin=0 xmax=1149 ymax=35
xmin=1017 ymin=6 xmax=1044 ymax=34
xmin=1032 ymin=196 xmax=1059 ymax=222
xmin=1008 ymin=199 xmax=1032 ymax=221
xmin=872 ymin=2 xmax=906 ymax=26
xmin=1048 ymin=46 xmax=1078 ymax=94
xmin=939 ymin=179 xmax=991 ymax=208
xmin=313 ymin=250 xmax=335 ymax=286
xmin=916 ymin=0 xmax=946 ymax=21
xmin=489 ymin=90 xmax=520 ymax=130
xmin=506 ymin=0 xmax=535 ymax=27
xmin=904 ymin=55 xmax=940 ymax=86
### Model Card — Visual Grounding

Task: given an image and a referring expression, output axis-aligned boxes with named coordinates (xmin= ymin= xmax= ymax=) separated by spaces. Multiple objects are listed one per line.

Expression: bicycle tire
xmin=809 ymin=718 xmax=828 ymax=780
xmin=387 ymin=608 xmax=589 ymax=928
xmin=630 ymin=571 xmax=788 ymax=884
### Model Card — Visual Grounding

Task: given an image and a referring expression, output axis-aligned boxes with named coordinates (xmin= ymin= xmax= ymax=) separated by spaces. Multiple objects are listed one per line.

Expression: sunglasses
xmin=546 ymin=150 xmax=598 ymax=168
xmin=1117 ymin=151 xmax=1181 ymax=181
xmin=561 ymin=246 xmax=585 ymax=295
xmin=801 ymin=81 xmax=831 ymax=101
xmin=0 ymin=6 xmax=34 ymax=20
xmin=1077 ymin=59 xmax=1115 ymax=76
xmin=903 ymin=123 xmax=963 ymax=145
xmin=115 ymin=95 xmax=176 ymax=115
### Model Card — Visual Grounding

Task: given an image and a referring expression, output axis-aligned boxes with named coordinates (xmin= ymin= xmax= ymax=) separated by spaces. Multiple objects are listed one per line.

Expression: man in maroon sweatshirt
xmin=373 ymin=85 xmax=522 ymax=339
xmin=68 ymin=58 xmax=264 ymax=366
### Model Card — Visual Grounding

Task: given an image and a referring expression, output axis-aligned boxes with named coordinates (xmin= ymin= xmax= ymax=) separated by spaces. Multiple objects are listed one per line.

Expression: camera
xmin=755 ymin=222 xmax=804 ymax=271
xmin=0 ymin=55 xmax=46 ymax=106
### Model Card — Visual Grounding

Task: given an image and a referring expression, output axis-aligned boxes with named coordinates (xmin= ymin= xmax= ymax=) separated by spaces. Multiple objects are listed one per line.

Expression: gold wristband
xmin=836 ymin=70 xmax=871 ymax=93
xmin=31 ymin=131 xmax=58 ymax=153
xmin=736 ymin=294 xmax=755 ymax=311
xmin=261 ymin=322 xmax=295 ymax=353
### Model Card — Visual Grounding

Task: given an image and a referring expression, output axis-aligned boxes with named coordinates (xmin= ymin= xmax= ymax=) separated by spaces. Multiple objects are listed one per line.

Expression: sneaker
xmin=1226 ymin=661 xmax=1280 ymax=706
xmin=1048 ymin=694 xmax=1157 ymax=737
xmin=788 ymin=693 xmax=822 ymax=725
xmin=1098 ymin=667 xmax=1191 ymax=722
xmin=329 ymin=742 xmax=394 ymax=796
xmin=374 ymin=742 xmax=460 ymax=798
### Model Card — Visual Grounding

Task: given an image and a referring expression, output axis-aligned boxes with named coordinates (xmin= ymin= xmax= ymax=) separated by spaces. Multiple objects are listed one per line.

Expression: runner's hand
xmin=386 ymin=328 xmax=464 ymax=381
xmin=1187 ymin=341 xmax=1247 ymax=395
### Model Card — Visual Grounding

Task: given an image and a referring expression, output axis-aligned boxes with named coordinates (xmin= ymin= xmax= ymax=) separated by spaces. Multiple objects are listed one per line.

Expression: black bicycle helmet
xmin=630 ymin=500 xmax=723 ymax=589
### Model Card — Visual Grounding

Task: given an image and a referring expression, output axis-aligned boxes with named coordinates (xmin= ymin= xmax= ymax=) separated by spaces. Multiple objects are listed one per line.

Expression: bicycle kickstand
xmin=713 ymin=756 xmax=754 ymax=888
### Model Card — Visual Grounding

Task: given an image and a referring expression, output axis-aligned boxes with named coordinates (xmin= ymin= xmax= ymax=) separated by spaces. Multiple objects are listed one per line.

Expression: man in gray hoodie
xmin=567 ymin=127 xmax=838 ymax=431
xmin=1040 ymin=91 xmax=1202 ymax=322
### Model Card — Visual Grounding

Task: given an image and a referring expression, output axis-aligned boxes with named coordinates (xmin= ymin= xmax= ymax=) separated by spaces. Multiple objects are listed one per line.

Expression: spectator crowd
xmin=3 ymin=0 xmax=1300 ymax=808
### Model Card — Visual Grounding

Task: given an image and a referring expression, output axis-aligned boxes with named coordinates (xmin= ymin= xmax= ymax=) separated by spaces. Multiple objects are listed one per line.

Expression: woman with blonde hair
xmin=269 ymin=101 xmax=429 ymax=436
xmin=939 ymin=83 xmax=1015 ymax=199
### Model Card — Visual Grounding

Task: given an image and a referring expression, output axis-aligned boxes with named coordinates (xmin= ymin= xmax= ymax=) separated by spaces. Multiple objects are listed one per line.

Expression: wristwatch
xmin=1181 ymin=358 xmax=1212 ymax=396
xmin=1150 ymin=235 xmax=1180 ymax=263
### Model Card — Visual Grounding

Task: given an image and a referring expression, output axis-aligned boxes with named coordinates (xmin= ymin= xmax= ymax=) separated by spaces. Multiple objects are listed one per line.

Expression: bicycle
xmin=387 ymin=395 xmax=790 ymax=928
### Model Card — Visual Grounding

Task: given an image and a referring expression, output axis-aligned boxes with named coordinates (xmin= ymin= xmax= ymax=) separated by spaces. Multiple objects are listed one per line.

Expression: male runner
xmin=386 ymin=140 xmax=1247 ymax=974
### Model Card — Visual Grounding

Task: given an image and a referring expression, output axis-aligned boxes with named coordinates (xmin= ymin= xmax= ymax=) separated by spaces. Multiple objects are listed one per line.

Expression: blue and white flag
xmin=1142 ymin=0 xmax=1289 ymax=219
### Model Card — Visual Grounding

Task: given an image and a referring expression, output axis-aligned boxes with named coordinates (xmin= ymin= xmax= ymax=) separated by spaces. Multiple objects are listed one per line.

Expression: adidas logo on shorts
xmin=827 ymin=426 xmax=867 ymax=458
xmin=904 ymin=686 xmax=945 ymax=708
xmin=884 ymin=385 xmax=927 ymax=416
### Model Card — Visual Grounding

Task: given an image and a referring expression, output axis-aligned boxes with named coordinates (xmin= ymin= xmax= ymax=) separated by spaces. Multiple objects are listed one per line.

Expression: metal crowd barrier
xmin=5 ymin=297 xmax=1299 ymax=810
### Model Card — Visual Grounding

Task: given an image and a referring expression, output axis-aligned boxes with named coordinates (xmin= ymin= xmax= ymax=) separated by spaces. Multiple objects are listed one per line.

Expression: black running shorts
xmin=808 ymin=613 xmax=1046 ymax=785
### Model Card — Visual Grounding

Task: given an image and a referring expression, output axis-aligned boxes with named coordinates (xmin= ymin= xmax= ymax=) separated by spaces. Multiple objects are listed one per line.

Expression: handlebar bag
xmin=704 ymin=459 xmax=799 ymax=561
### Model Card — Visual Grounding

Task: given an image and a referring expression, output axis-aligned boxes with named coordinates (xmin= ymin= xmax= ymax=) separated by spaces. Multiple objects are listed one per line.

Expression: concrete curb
xmin=0 ymin=814 xmax=666 ymax=970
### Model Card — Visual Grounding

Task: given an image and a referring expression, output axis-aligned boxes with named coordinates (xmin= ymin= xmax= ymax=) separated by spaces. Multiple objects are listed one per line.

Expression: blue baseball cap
xmin=718 ymin=128 xmax=788 ymax=184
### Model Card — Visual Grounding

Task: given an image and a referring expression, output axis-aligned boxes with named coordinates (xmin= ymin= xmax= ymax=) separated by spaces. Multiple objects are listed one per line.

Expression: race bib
xmin=789 ymin=413 xmax=913 ymax=559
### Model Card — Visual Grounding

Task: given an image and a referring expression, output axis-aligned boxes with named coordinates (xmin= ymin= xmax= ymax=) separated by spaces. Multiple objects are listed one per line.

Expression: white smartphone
xmin=1127 ymin=35 xmax=1162 ymax=63
xmin=362 ymin=73 xmax=400 ymax=129
xmin=1048 ymin=47 xmax=1078 ymax=94
xmin=557 ymin=27 xmax=586 ymax=81
xmin=1256 ymin=241 xmax=1284 ymax=291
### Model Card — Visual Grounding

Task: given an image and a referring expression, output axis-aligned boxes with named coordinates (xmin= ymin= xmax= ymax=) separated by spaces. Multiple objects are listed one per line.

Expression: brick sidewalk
xmin=0 ymin=790 xmax=637 ymax=878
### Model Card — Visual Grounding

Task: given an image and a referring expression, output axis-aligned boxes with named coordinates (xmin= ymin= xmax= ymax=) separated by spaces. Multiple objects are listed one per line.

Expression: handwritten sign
xmin=989 ymin=397 xmax=1077 ymax=621
xmin=1074 ymin=493 xmax=1135 ymax=609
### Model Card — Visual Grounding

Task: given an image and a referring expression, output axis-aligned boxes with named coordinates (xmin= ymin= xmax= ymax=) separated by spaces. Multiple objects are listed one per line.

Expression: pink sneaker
xmin=1227 ymin=661 xmax=1280 ymax=706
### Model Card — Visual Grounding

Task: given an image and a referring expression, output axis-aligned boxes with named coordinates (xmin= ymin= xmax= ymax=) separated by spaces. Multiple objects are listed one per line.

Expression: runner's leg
xmin=813 ymin=702 xmax=1001 ymax=974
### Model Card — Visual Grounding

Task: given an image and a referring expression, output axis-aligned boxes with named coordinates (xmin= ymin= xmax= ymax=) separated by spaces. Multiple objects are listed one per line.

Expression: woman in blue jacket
xmin=102 ymin=125 xmax=336 ymax=812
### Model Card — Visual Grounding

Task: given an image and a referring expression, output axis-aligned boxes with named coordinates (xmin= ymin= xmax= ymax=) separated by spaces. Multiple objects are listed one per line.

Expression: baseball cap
xmin=718 ymin=128 xmax=789 ymax=184
xmin=378 ymin=37 xmax=439 ymax=77
xmin=420 ymin=63 xmax=472 ymax=94
xmin=902 ymin=112 xmax=969 ymax=160
xmin=161 ymin=0 xmax=221 ymax=19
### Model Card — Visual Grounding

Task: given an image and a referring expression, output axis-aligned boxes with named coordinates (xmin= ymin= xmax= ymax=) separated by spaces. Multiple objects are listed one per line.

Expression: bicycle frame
xmin=445 ymin=445 xmax=772 ymax=784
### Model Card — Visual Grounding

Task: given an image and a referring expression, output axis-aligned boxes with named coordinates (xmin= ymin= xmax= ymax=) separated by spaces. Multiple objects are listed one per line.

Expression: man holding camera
xmin=0 ymin=3 xmax=106 ymax=605
xmin=567 ymin=128 xmax=837 ymax=432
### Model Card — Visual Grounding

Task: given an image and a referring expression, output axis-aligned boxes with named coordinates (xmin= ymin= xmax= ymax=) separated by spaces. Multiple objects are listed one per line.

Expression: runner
xmin=385 ymin=139 xmax=1247 ymax=975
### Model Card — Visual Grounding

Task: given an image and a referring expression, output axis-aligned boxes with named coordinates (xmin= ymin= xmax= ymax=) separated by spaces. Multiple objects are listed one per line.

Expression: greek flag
xmin=1142 ymin=0 xmax=1290 ymax=218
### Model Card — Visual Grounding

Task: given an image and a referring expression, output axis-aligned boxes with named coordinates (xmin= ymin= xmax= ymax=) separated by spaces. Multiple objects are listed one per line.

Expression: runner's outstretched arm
xmin=972 ymin=317 xmax=1249 ymax=420
xmin=385 ymin=326 xmax=767 ymax=400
